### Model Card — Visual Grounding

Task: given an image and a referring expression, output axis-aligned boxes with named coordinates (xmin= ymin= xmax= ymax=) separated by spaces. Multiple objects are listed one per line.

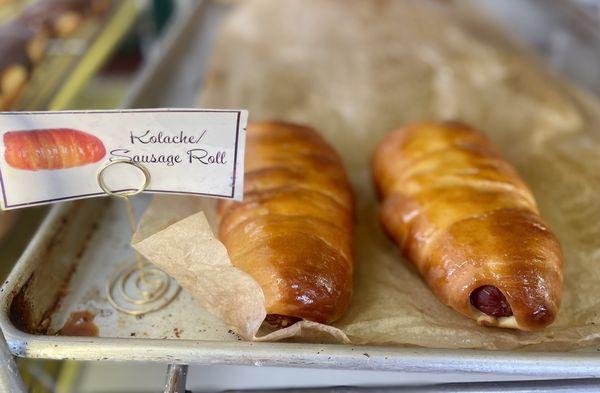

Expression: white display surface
xmin=0 ymin=109 xmax=247 ymax=209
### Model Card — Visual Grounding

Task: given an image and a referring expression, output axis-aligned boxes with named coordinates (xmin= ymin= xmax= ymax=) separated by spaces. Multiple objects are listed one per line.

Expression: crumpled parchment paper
xmin=132 ymin=196 xmax=350 ymax=343
xmin=133 ymin=0 xmax=600 ymax=350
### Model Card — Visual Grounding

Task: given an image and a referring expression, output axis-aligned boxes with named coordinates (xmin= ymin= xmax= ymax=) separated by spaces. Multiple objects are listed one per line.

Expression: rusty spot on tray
xmin=9 ymin=201 xmax=106 ymax=334
xmin=76 ymin=222 xmax=99 ymax=259
xmin=9 ymin=287 xmax=36 ymax=334
xmin=57 ymin=311 xmax=99 ymax=337
xmin=9 ymin=211 xmax=74 ymax=333
xmin=38 ymin=262 xmax=78 ymax=333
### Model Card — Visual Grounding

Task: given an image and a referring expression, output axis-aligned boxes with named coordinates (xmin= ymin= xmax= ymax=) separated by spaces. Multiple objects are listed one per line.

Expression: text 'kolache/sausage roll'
xmin=217 ymin=122 xmax=354 ymax=327
xmin=372 ymin=122 xmax=563 ymax=331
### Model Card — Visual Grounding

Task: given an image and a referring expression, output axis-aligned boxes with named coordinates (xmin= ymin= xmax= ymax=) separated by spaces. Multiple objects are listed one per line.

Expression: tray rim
xmin=1 ymin=201 xmax=600 ymax=376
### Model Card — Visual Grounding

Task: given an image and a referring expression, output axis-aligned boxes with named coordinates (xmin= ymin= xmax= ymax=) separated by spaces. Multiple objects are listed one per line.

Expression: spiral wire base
xmin=106 ymin=259 xmax=180 ymax=316
xmin=98 ymin=159 xmax=180 ymax=317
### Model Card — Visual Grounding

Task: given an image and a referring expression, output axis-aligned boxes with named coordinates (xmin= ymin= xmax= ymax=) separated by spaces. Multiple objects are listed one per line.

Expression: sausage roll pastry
xmin=372 ymin=121 xmax=563 ymax=331
xmin=4 ymin=128 xmax=106 ymax=170
xmin=0 ymin=21 xmax=47 ymax=110
xmin=218 ymin=122 xmax=354 ymax=327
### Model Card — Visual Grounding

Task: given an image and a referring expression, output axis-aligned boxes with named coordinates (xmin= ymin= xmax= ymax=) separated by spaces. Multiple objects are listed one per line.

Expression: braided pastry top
xmin=218 ymin=122 xmax=354 ymax=324
xmin=372 ymin=122 xmax=563 ymax=330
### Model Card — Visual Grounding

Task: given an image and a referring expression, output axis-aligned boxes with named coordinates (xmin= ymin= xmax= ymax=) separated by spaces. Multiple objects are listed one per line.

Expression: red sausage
xmin=470 ymin=285 xmax=513 ymax=317
xmin=264 ymin=314 xmax=301 ymax=328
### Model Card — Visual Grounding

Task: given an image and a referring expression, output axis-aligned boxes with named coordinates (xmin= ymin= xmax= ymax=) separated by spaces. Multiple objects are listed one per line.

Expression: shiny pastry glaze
xmin=218 ymin=122 xmax=354 ymax=325
xmin=4 ymin=128 xmax=106 ymax=170
xmin=372 ymin=122 xmax=563 ymax=331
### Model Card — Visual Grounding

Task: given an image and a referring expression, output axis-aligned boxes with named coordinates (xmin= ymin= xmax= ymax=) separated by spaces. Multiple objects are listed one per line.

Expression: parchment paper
xmin=132 ymin=196 xmax=350 ymax=343
xmin=134 ymin=0 xmax=600 ymax=350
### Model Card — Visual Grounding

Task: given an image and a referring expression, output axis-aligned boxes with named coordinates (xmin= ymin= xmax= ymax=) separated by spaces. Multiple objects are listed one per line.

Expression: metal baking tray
xmin=1 ymin=0 xmax=600 ymax=380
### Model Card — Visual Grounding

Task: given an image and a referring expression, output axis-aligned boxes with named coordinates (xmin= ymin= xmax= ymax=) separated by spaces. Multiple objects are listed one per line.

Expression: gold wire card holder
xmin=97 ymin=159 xmax=180 ymax=316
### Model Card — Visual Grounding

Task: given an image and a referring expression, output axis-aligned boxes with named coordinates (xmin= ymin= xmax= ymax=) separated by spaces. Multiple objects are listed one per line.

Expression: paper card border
xmin=0 ymin=108 xmax=247 ymax=210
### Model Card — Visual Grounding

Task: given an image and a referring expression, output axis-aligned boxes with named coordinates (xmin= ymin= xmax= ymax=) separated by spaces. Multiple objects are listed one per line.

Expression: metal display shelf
xmin=0 ymin=1 xmax=141 ymax=392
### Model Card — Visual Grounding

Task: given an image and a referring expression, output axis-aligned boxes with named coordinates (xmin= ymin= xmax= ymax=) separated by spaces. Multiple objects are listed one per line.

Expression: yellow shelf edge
xmin=49 ymin=0 xmax=140 ymax=110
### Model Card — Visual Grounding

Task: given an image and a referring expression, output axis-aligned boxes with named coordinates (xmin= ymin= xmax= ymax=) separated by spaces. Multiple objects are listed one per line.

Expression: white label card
xmin=0 ymin=109 xmax=248 ymax=210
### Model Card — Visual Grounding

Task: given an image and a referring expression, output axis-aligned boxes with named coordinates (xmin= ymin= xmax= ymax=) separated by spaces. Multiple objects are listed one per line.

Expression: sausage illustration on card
xmin=3 ymin=128 xmax=106 ymax=171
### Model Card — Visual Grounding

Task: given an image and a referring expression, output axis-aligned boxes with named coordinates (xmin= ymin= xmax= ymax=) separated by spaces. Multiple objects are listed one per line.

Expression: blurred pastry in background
xmin=0 ymin=20 xmax=47 ymax=110
xmin=19 ymin=0 xmax=111 ymax=38
xmin=0 ymin=0 xmax=112 ymax=110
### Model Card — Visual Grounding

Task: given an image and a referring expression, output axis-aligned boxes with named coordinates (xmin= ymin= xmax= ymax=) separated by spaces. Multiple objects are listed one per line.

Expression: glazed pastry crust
xmin=218 ymin=122 xmax=354 ymax=324
xmin=4 ymin=128 xmax=106 ymax=170
xmin=372 ymin=122 xmax=563 ymax=331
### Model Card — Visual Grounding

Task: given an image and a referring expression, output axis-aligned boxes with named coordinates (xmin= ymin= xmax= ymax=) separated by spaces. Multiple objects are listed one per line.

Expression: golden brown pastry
xmin=372 ymin=121 xmax=563 ymax=331
xmin=4 ymin=128 xmax=106 ymax=170
xmin=218 ymin=122 xmax=354 ymax=326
